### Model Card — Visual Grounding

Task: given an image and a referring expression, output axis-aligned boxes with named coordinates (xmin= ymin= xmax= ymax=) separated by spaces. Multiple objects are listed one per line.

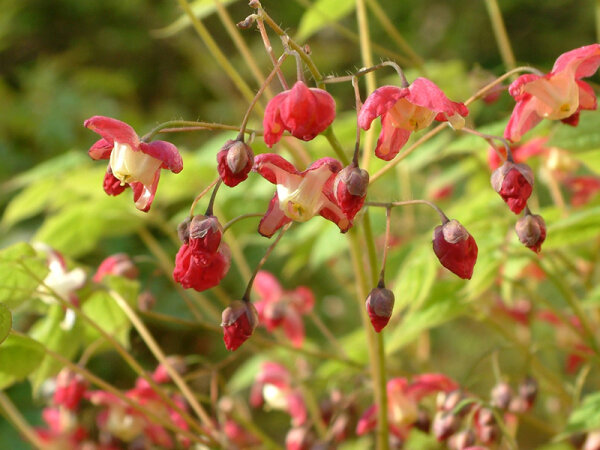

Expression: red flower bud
xmin=189 ymin=215 xmax=223 ymax=253
xmin=365 ymin=286 xmax=395 ymax=332
xmin=217 ymin=139 xmax=255 ymax=187
xmin=515 ymin=213 xmax=546 ymax=253
xmin=491 ymin=161 xmax=534 ymax=214
xmin=221 ymin=300 xmax=259 ymax=351
xmin=334 ymin=165 xmax=369 ymax=221
xmin=432 ymin=220 xmax=478 ymax=280
xmin=173 ymin=242 xmax=231 ymax=292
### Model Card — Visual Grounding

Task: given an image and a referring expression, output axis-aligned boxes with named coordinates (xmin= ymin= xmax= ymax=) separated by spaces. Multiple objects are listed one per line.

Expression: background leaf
xmin=0 ymin=334 xmax=44 ymax=389
xmin=0 ymin=243 xmax=48 ymax=309
xmin=0 ymin=304 xmax=11 ymax=346
xmin=296 ymin=0 xmax=356 ymax=40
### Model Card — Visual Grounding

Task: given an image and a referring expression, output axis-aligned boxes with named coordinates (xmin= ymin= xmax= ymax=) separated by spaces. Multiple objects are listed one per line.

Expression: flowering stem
xmin=484 ymin=0 xmax=516 ymax=71
xmin=352 ymin=76 xmax=362 ymax=165
xmin=323 ymin=61 xmax=408 ymax=87
xmin=223 ymin=213 xmax=264 ymax=232
xmin=379 ymin=206 xmax=392 ymax=283
xmin=205 ymin=179 xmax=222 ymax=216
xmin=256 ymin=17 xmax=289 ymax=90
xmin=324 ymin=127 xmax=351 ymax=166
xmin=242 ymin=223 xmax=291 ymax=301
xmin=190 ymin=177 xmax=220 ymax=218
xmin=460 ymin=126 xmax=515 ymax=162
xmin=237 ymin=54 xmax=288 ymax=141
xmin=142 ymin=120 xmax=260 ymax=142
xmin=0 ymin=390 xmax=46 ymax=450
xmin=214 ymin=205 xmax=253 ymax=281
xmin=464 ymin=66 xmax=543 ymax=105
xmin=366 ymin=199 xmax=449 ymax=224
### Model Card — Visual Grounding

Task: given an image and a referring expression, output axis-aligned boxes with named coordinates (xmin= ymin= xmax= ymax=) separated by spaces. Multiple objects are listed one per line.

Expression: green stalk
xmin=483 ymin=0 xmax=517 ymax=71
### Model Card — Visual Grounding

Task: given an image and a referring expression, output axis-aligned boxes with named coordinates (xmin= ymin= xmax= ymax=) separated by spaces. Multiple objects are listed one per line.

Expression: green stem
xmin=484 ymin=0 xmax=517 ymax=71
xmin=141 ymin=120 xmax=259 ymax=142
xmin=324 ymin=127 xmax=350 ymax=166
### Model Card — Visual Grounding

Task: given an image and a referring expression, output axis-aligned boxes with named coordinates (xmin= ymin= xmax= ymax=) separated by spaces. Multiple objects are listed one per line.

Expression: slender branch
xmin=190 ymin=177 xmax=220 ymax=218
xmin=223 ymin=213 xmax=264 ymax=232
xmin=484 ymin=0 xmax=516 ymax=71
xmin=205 ymin=179 xmax=223 ymax=217
xmin=352 ymin=76 xmax=362 ymax=165
xmin=308 ymin=310 xmax=349 ymax=358
xmin=256 ymin=17 xmax=289 ymax=90
xmin=366 ymin=199 xmax=449 ymax=224
xmin=141 ymin=120 xmax=259 ymax=142
xmin=0 ymin=390 xmax=47 ymax=449
xmin=214 ymin=205 xmax=253 ymax=282
xmin=324 ymin=128 xmax=351 ymax=166
xmin=379 ymin=206 xmax=392 ymax=283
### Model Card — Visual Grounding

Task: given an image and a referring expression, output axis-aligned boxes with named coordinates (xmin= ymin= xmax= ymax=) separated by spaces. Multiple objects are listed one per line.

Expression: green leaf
xmin=151 ymin=0 xmax=237 ymax=39
xmin=227 ymin=354 xmax=269 ymax=393
xmin=28 ymin=306 xmax=82 ymax=394
xmin=0 ymin=304 xmax=11 ymax=345
xmin=392 ymin=243 xmax=437 ymax=311
xmin=296 ymin=0 xmax=356 ymax=40
xmin=572 ymin=148 xmax=600 ymax=175
xmin=2 ymin=177 xmax=58 ymax=228
xmin=0 ymin=242 xmax=49 ymax=308
xmin=82 ymin=289 xmax=132 ymax=348
xmin=559 ymin=392 xmax=600 ymax=438
xmin=545 ymin=206 xmax=600 ymax=249
xmin=0 ymin=334 xmax=45 ymax=389
xmin=548 ymin=113 xmax=600 ymax=152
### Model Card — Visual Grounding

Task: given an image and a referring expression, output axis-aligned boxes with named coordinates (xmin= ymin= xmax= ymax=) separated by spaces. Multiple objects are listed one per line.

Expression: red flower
xmin=263 ymin=81 xmax=336 ymax=147
xmin=253 ymin=154 xmax=352 ymax=237
xmin=333 ymin=164 xmax=369 ymax=221
xmin=491 ymin=161 xmax=534 ymax=214
xmin=358 ymin=78 xmax=469 ymax=160
xmin=84 ymin=116 xmax=183 ymax=212
xmin=221 ymin=300 xmax=259 ymax=351
xmin=93 ymin=253 xmax=138 ymax=283
xmin=365 ymin=285 xmax=395 ymax=332
xmin=53 ymin=369 xmax=88 ymax=411
xmin=253 ymin=271 xmax=314 ymax=347
xmin=216 ymin=139 xmax=254 ymax=187
xmin=515 ymin=213 xmax=546 ymax=253
xmin=432 ymin=219 xmax=478 ymax=280
xmin=564 ymin=175 xmax=600 ymax=206
xmin=505 ymin=44 xmax=600 ymax=142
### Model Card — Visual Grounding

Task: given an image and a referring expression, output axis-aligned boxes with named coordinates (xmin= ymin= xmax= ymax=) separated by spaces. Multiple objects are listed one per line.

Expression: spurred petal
xmin=551 ymin=43 xmax=600 ymax=79
xmin=89 ymin=138 xmax=113 ymax=160
xmin=504 ymin=97 xmax=543 ymax=142
xmin=253 ymin=271 xmax=284 ymax=304
xmin=374 ymin=114 xmax=411 ymax=160
xmin=508 ymin=74 xmax=542 ymax=101
xmin=84 ymin=116 xmax=139 ymax=148
xmin=139 ymin=140 xmax=183 ymax=173
xmin=258 ymin=193 xmax=293 ymax=238
xmin=406 ymin=77 xmax=469 ymax=118
xmin=102 ymin=168 xmax=128 ymax=196
xmin=356 ymin=405 xmax=378 ymax=435
xmin=358 ymin=85 xmax=407 ymax=130
xmin=130 ymin=170 xmax=161 ymax=212
xmin=577 ymin=80 xmax=598 ymax=110
xmin=319 ymin=197 xmax=352 ymax=233
xmin=254 ymin=153 xmax=299 ymax=185
xmin=286 ymin=391 xmax=308 ymax=426
xmin=263 ymin=92 xmax=288 ymax=147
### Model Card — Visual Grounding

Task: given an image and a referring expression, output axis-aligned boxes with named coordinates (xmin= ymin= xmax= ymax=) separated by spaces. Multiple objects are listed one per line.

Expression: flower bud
xmin=515 ymin=213 xmax=546 ymax=253
xmin=438 ymin=389 xmax=470 ymax=418
xmin=365 ymin=286 xmax=395 ymax=332
xmin=137 ymin=290 xmax=156 ymax=312
xmin=432 ymin=220 xmax=478 ymax=280
xmin=177 ymin=217 xmax=192 ymax=244
xmin=189 ymin=214 xmax=223 ymax=253
xmin=432 ymin=411 xmax=460 ymax=441
xmin=491 ymin=161 xmax=534 ymax=214
xmin=448 ymin=429 xmax=476 ymax=450
xmin=474 ymin=408 xmax=499 ymax=445
xmin=334 ymin=165 xmax=369 ymax=221
xmin=490 ymin=382 xmax=513 ymax=410
xmin=217 ymin=139 xmax=255 ymax=187
xmin=517 ymin=376 xmax=538 ymax=410
xmin=222 ymin=300 xmax=259 ymax=351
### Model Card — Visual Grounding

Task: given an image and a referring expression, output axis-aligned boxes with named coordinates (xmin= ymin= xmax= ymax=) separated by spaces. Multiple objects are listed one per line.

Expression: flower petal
xmin=253 ymin=271 xmax=284 ymax=304
xmin=504 ymin=97 xmax=543 ymax=142
xmin=258 ymin=193 xmax=293 ymax=238
xmin=263 ymin=92 xmax=288 ymax=147
xmin=406 ymin=78 xmax=469 ymax=117
xmin=131 ymin=170 xmax=160 ymax=212
xmin=88 ymin=138 xmax=113 ymax=160
xmin=139 ymin=141 xmax=183 ymax=173
xmin=577 ymin=80 xmax=597 ymax=111
xmin=551 ymin=43 xmax=600 ymax=79
xmin=358 ymin=85 xmax=407 ymax=130
xmin=83 ymin=116 xmax=139 ymax=148
xmin=374 ymin=114 xmax=411 ymax=160
xmin=282 ymin=311 xmax=305 ymax=348
xmin=253 ymin=153 xmax=299 ymax=185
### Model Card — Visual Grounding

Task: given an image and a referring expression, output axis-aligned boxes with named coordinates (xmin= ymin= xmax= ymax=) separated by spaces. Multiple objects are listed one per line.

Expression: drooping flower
xmin=358 ymin=78 xmax=469 ymax=160
xmin=490 ymin=161 xmax=534 ymax=214
xmin=253 ymin=271 xmax=314 ymax=347
xmin=263 ymin=81 xmax=336 ymax=147
xmin=250 ymin=362 xmax=308 ymax=427
xmin=505 ymin=44 xmax=600 ymax=142
xmin=173 ymin=215 xmax=231 ymax=292
xmin=93 ymin=253 xmax=139 ymax=283
xmin=221 ymin=300 xmax=259 ymax=351
xmin=84 ymin=116 xmax=183 ymax=212
xmin=515 ymin=212 xmax=546 ymax=253
xmin=217 ymin=139 xmax=255 ymax=187
xmin=253 ymin=154 xmax=352 ymax=237
xmin=356 ymin=374 xmax=458 ymax=439
xmin=432 ymin=219 xmax=478 ymax=280
xmin=333 ymin=164 xmax=369 ymax=221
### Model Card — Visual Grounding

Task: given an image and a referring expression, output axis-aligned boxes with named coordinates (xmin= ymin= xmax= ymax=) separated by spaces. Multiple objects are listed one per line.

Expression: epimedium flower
xmin=356 ymin=374 xmax=458 ymax=440
xmin=490 ymin=161 xmax=534 ymax=214
xmin=358 ymin=78 xmax=469 ymax=160
xmin=505 ymin=44 xmax=600 ymax=142
xmin=263 ymin=81 xmax=336 ymax=147
xmin=93 ymin=253 xmax=139 ymax=283
xmin=432 ymin=219 xmax=478 ymax=280
xmin=253 ymin=154 xmax=352 ymax=237
xmin=253 ymin=271 xmax=315 ymax=348
xmin=84 ymin=116 xmax=183 ymax=212
xmin=221 ymin=300 xmax=259 ymax=351
xmin=217 ymin=139 xmax=254 ymax=187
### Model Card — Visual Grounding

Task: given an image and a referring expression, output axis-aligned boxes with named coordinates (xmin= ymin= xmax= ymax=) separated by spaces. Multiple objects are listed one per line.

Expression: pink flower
xmin=221 ymin=300 xmax=259 ymax=351
xmin=490 ymin=161 xmax=534 ymax=214
xmin=53 ymin=369 xmax=88 ymax=411
xmin=253 ymin=271 xmax=314 ymax=347
xmin=356 ymin=374 xmax=458 ymax=439
xmin=84 ymin=116 xmax=183 ymax=212
xmin=93 ymin=253 xmax=138 ymax=283
xmin=432 ymin=219 xmax=478 ymax=280
xmin=263 ymin=81 xmax=336 ymax=147
xmin=217 ymin=139 xmax=254 ymax=187
xmin=505 ymin=44 xmax=600 ymax=142
xmin=564 ymin=175 xmax=600 ymax=206
xmin=253 ymin=154 xmax=352 ymax=237
xmin=358 ymin=78 xmax=469 ymax=160
xmin=250 ymin=362 xmax=308 ymax=426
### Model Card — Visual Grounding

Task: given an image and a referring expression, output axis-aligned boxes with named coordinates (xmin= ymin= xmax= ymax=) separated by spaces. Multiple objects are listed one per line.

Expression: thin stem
xmin=109 ymin=290 xmax=218 ymax=438
xmin=237 ymin=54 xmax=288 ymax=140
xmin=0 ymin=391 xmax=47 ymax=450
xmin=223 ymin=213 xmax=264 ymax=232
xmin=214 ymin=205 xmax=253 ymax=282
xmin=379 ymin=206 xmax=392 ymax=283
xmin=141 ymin=120 xmax=259 ymax=142
xmin=460 ymin=126 xmax=514 ymax=162
xmin=465 ymin=66 xmax=543 ymax=105
xmin=190 ymin=177 xmax=220 ymax=218
xmin=364 ymin=0 xmax=424 ymax=68
xmin=366 ymin=200 xmax=449 ymax=224
xmin=352 ymin=76 xmax=362 ymax=165
xmin=323 ymin=61 xmax=408 ymax=87
xmin=176 ymin=0 xmax=256 ymax=104
xmin=256 ymin=17 xmax=289 ymax=90
xmin=242 ymin=223 xmax=291 ymax=301
xmin=205 ymin=179 xmax=223 ymax=216
xmin=324 ymin=128 xmax=351 ymax=166
xmin=484 ymin=0 xmax=517 ymax=71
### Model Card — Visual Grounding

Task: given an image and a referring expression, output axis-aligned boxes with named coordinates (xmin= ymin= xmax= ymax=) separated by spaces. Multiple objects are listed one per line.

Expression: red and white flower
xmin=358 ymin=78 xmax=469 ymax=160
xmin=505 ymin=44 xmax=600 ymax=142
xmin=84 ymin=116 xmax=183 ymax=212
xmin=253 ymin=154 xmax=352 ymax=237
